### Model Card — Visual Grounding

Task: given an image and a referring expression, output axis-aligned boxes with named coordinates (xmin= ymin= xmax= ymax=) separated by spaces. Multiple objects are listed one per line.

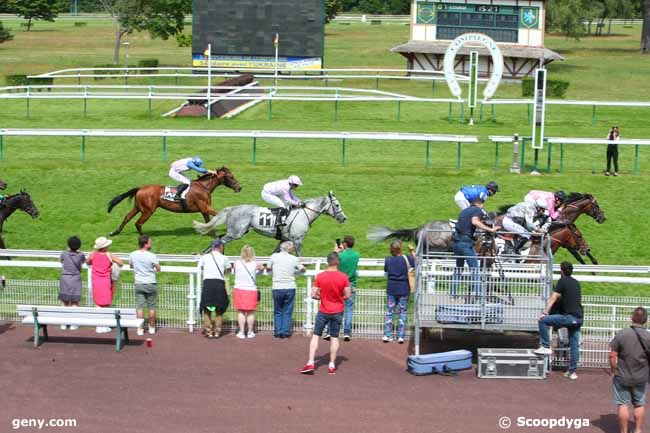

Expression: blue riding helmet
xmin=192 ymin=157 xmax=204 ymax=166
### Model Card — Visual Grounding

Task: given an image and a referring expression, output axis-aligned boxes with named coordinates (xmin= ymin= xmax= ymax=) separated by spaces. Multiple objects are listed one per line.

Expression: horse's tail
xmin=193 ymin=211 xmax=228 ymax=235
xmin=367 ymin=225 xmax=418 ymax=243
xmin=107 ymin=187 xmax=139 ymax=213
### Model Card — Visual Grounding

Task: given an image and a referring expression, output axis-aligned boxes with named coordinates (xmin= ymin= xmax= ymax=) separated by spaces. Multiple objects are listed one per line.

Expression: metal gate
xmin=414 ymin=230 xmax=553 ymax=355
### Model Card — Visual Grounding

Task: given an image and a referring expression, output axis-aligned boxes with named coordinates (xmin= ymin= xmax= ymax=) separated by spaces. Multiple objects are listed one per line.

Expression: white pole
xmin=207 ymin=43 xmax=212 ymax=120
xmin=274 ymin=33 xmax=279 ymax=91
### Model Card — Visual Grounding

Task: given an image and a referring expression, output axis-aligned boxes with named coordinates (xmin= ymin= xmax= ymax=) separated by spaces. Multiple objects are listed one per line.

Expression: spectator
xmin=535 ymin=261 xmax=584 ymax=380
xmin=233 ymin=244 xmax=263 ymax=339
xmin=324 ymin=236 xmax=360 ymax=341
xmin=265 ymin=241 xmax=306 ymax=338
xmin=198 ymin=239 xmax=230 ymax=338
xmin=383 ymin=239 xmax=415 ymax=344
xmin=606 ymin=125 xmax=621 ymax=176
xmin=129 ymin=235 xmax=161 ymax=336
xmin=58 ymin=236 xmax=85 ymax=331
xmin=610 ymin=307 xmax=650 ymax=433
xmin=300 ymin=252 xmax=351 ymax=375
xmin=86 ymin=236 xmax=123 ymax=334
xmin=451 ymin=197 xmax=498 ymax=299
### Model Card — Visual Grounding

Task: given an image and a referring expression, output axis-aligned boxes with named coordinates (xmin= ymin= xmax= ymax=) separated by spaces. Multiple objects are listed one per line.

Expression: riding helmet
xmin=288 ymin=175 xmax=303 ymax=186
xmin=554 ymin=191 xmax=567 ymax=202
xmin=486 ymin=181 xmax=499 ymax=194
xmin=192 ymin=156 xmax=204 ymax=166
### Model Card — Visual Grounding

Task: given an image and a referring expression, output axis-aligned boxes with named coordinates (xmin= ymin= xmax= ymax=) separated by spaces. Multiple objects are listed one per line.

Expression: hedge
xmin=522 ymin=78 xmax=570 ymax=99
xmin=138 ymin=59 xmax=159 ymax=74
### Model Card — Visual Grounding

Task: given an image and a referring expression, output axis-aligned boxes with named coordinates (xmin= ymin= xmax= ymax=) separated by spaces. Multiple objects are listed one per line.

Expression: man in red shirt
xmin=300 ymin=252 xmax=351 ymax=375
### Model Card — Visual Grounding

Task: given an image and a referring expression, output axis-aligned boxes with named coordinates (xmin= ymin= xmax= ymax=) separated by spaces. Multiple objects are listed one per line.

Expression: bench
xmin=17 ymin=305 xmax=144 ymax=352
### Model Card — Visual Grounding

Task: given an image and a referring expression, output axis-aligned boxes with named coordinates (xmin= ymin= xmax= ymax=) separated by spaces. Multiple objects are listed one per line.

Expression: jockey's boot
xmin=513 ymin=237 xmax=528 ymax=255
xmin=175 ymin=184 xmax=188 ymax=201
xmin=277 ymin=208 xmax=289 ymax=227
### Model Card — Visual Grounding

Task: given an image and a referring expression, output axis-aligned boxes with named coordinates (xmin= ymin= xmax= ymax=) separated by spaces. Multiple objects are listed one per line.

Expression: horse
xmin=193 ymin=192 xmax=347 ymax=256
xmin=368 ymin=221 xmax=453 ymax=252
xmin=108 ymin=167 xmax=242 ymax=236
xmin=559 ymin=192 xmax=606 ymax=224
xmin=0 ymin=190 xmax=40 ymax=249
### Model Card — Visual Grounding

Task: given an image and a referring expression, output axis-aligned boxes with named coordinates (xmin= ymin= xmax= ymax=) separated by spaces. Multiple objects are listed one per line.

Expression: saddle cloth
xmin=258 ymin=208 xmax=280 ymax=229
xmin=161 ymin=186 xmax=190 ymax=202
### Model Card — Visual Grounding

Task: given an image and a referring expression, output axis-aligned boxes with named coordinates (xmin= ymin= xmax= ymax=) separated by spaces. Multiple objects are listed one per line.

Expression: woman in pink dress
xmin=86 ymin=237 xmax=123 ymax=333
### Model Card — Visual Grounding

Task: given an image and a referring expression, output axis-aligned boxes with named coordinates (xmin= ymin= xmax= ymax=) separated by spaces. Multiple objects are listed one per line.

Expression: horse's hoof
xmin=109 ymin=231 xmax=118 ymax=237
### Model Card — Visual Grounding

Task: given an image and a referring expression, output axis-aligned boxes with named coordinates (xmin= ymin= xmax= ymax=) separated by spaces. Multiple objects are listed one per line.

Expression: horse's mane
xmin=549 ymin=221 xmax=577 ymax=232
xmin=195 ymin=166 xmax=228 ymax=181
xmin=565 ymin=193 xmax=593 ymax=203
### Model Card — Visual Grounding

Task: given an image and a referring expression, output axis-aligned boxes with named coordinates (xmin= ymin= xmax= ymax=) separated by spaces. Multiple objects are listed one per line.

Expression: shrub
xmin=137 ymin=59 xmax=159 ymax=74
xmin=5 ymin=74 xmax=29 ymax=87
xmin=73 ymin=22 xmax=87 ymax=27
xmin=176 ymin=33 xmax=192 ymax=47
xmin=0 ymin=21 xmax=13 ymax=43
xmin=522 ymin=78 xmax=570 ymax=99
xmin=93 ymin=64 xmax=120 ymax=80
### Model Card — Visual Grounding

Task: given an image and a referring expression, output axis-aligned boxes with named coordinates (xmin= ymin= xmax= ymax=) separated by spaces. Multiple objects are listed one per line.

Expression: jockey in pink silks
xmin=261 ymin=175 xmax=304 ymax=226
xmin=524 ymin=190 xmax=568 ymax=223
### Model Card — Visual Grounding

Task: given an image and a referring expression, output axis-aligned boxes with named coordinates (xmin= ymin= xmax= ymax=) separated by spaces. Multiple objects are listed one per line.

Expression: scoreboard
xmin=192 ymin=0 xmax=325 ymax=69
xmin=416 ymin=2 xmax=541 ymax=43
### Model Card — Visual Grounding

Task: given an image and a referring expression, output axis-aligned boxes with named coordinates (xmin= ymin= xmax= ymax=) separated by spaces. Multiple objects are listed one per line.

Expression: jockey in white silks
xmin=261 ymin=175 xmax=303 ymax=226
xmin=502 ymin=198 xmax=548 ymax=255
xmin=169 ymin=157 xmax=215 ymax=200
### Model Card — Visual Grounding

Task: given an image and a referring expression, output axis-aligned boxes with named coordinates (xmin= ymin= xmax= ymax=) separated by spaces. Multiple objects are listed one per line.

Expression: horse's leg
xmin=567 ymin=248 xmax=586 ymax=265
xmin=110 ymin=206 xmax=140 ymax=236
xmin=585 ymin=251 xmax=599 ymax=265
xmin=134 ymin=210 xmax=154 ymax=236
xmin=202 ymin=212 xmax=217 ymax=237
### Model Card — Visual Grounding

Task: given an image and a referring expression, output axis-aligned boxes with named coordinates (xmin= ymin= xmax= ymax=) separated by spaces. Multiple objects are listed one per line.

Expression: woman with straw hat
xmin=86 ymin=236 xmax=124 ymax=333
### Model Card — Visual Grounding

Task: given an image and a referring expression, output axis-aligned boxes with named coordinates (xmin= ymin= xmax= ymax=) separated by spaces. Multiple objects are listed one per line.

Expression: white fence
xmin=1 ymin=249 xmax=649 ymax=367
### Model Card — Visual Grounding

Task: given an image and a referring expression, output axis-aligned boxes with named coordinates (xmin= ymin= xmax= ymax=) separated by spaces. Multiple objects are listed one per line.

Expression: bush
xmin=522 ymin=78 xmax=570 ymax=99
xmin=28 ymin=77 xmax=54 ymax=91
xmin=93 ymin=64 xmax=120 ymax=80
xmin=137 ymin=59 xmax=159 ymax=74
xmin=73 ymin=22 xmax=87 ymax=27
xmin=0 ymin=21 xmax=13 ymax=43
xmin=5 ymin=74 xmax=29 ymax=87
xmin=176 ymin=33 xmax=192 ymax=47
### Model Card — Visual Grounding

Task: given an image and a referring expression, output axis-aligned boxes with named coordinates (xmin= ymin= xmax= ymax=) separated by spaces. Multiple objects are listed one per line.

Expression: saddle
xmin=162 ymin=185 xmax=190 ymax=202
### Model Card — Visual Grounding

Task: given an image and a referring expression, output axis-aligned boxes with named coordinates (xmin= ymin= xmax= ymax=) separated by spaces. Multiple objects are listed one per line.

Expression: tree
xmin=0 ymin=21 xmax=12 ymax=43
xmin=643 ymin=0 xmax=650 ymax=52
xmin=98 ymin=0 xmax=191 ymax=64
xmin=546 ymin=0 xmax=589 ymax=39
xmin=8 ymin=0 xmax=59 ymax=31
xmin=326 ymin=0 xmax=342 ymax=23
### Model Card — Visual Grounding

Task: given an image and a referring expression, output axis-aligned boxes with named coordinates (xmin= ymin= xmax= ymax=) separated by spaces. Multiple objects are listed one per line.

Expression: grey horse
xmin=367 ymin=221 xmax=454 ymax=252
xmin=193 ymin=192 xmax=346 ymax=256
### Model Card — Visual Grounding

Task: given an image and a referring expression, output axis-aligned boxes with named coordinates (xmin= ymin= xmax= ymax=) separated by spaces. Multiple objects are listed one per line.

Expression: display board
xmin=415 ymin=2 xmax=540 ymax=43
xmin=192 ymin=0 xmax=325 ymax=70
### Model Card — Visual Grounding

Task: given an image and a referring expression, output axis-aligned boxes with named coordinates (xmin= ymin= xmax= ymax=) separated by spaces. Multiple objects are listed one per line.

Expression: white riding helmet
xmin=535 ymin=198 xmax=548 ymax=209
xmin=288 ymin=175 xmax=302 ymax=186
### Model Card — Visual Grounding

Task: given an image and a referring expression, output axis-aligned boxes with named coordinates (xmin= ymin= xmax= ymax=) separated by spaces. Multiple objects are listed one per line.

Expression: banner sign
xmin=192 ymin=54 xmax=322 ymax=70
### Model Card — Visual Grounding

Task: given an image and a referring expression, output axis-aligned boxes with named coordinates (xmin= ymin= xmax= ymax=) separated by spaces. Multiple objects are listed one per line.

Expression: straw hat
xmin=94 ymin=236 xmax=112 ymax=250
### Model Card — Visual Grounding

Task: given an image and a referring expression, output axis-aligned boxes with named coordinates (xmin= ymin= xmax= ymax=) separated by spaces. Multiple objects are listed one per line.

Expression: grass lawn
xmin=0 ymin=19 xmax=648 ymax=296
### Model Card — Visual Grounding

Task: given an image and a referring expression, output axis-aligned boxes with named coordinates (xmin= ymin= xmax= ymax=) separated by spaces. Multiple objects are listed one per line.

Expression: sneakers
xmin=148 ymin=327 xmax=156 ymax=335
xmin=328 ymin=365 xmax=337 ymax=375
xmin=613 ymin=172 xmax=619 ymax=177
xmin=534 ymin=346 xmax=553 ymax=355
xmin=564 ymin=371 xmax=578 ymax=380
xmin=236 ymin=332 xmax=246 ymax=339
xmin=397 ymin=337 xmax=405 ymax=344
xmin=343 ymin=334 xmax=351 ymax=342
xmin=69 ymin=325 xmax=79 ymax=331
xmin=60 ymin=325 xmax=68 ymax=330
xmin=605 ymin=171 xmax=610 ymax=176
xmin=382 ymin=335 xmax=393 ymax=343
xmin=300 ymin=363 xmax=315 ymax=374
xmin=137 ymin=327 xmax=145 ymax=336
xmin=246 ymin=331 xmax=256 ymax=339
xmin=322 ymin=334 xmax=331 ymax=341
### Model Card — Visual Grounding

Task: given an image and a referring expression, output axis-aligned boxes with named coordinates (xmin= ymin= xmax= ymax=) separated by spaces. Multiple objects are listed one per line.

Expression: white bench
xmin=17 ymin=305 xmax=144 ymax=352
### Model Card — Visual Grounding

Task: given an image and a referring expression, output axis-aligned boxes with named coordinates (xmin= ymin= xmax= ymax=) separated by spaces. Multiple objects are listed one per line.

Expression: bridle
xmin=297 ymin=195 xmax=344 ymax=228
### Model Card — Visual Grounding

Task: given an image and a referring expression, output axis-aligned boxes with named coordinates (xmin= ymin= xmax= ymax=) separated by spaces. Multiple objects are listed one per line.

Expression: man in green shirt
xmin=325 ymin=235 xmax=360 ymax=341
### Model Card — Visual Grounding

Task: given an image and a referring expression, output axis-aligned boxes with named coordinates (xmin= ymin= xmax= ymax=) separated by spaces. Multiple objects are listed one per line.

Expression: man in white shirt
xmin=128 ymin=235 xmax=161 ymax=336
xmin=265 ymin=241 xmax=306 ymax=338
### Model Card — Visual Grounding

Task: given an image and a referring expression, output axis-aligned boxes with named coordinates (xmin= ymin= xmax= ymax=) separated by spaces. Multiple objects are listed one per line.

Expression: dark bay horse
xmin=559 ymin=193 xmax=605 ymax=224
xmin=108 ymin=167 xmax=241 ymax=236
xmin=0 ymin=190 xmax=40 ymax=249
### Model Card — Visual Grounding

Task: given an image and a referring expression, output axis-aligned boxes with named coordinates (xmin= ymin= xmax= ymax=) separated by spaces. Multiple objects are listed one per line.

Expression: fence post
xmin=491 ymin=104 xmax=496 ymax=123
xmin=251 ymin=137 xmax=257 ymax=165
xmin=304 ymin=276 xmax=313 ymax=336
xmin=634 ymin=144 xmax=639 ymax=176
xmin=494 ymin=142 xmax=499 ymax=171
xmin=375 ymin=72 xmax=379 ymax=90
xmin=334 ymin=89 xmax=339 ymax=122
xmin=148 ymin=86 xmax=152 ymax=119
xmin=425 ymin=140 xmax=431 ymax=168
xmin=546 ymin=140 xmax=552 ymax=173
xmin=560 ymin=143 xmax=565 ymax=173
xmin=459 ymin=103 xmax=465 ymax=123
xmin=86 ymin=266 xmax=93 ymax=306
xmin=187 ymin=272 xmax=196 ymax=333
xmin=268 ymin=94 xmax=273 ymax=120
xmin=341 ymin=138 xmax=347 ymax=166
xmin=521 ymin=137 xmax=527 ymax=169
xmin=478 ymin=103 xmax=483 ymax=124
xmin=447 ymin=102 xmax=452 ymax=123
xmin=26 ymin=87 xmax=31 ymax=118
xmin=162 ymin=136 xmax=167 ymax=162
xmin=510 ymin=134 xmax=521 ymax=174
xmin=527 ymin=103 xmax=531 ymax=124
xmin=591 ymin=105 xmax=596 ymax=126
xmin=81 ymin=136 xmax=86 ymax=161
xmin=396 ymin=100 xmax=401 ymax=121
xmin=83 ymin=85 xmax=88 ymax=118
xmin=0 ymin=135 xmax=3 ymax=161
xmin=456 ymin=142 xmax=462 ymax=169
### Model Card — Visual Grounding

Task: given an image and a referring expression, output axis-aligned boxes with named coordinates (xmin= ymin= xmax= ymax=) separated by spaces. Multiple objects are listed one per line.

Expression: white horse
xmin=193 ymin=192 xmax=346 ymax=256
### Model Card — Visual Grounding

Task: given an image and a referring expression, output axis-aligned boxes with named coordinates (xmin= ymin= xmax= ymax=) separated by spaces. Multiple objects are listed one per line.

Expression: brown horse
xmin=108 ymin=167 xmax=241 ymax=236
xmin=559 ymin=193 xmax=606 ymax=224
xmin=0 ymin=190 xmax=40 ymax=249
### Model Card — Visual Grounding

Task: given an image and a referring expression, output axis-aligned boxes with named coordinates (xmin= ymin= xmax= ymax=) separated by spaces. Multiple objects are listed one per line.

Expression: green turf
xmin=0 ymin=20 xmax=648 ymax=295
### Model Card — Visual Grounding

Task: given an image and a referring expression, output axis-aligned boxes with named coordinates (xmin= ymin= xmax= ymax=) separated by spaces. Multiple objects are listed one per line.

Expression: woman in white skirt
xmin=233 ymin=245 xmax=264 ymax=339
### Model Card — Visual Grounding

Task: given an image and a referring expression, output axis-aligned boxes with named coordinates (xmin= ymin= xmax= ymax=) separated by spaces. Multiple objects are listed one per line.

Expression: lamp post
xmin=122 ymin=42 xmax=130 ymax=87
xmin=510 ymin=133 xmax=521 ymax=174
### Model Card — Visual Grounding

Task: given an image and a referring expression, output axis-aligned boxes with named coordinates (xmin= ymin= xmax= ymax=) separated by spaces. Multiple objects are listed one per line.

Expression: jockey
xmin=454 ymin=181 xmax=499 ymax=210
xmin=502 ymin=198 xmax=547 ymax=255
xmin=524 ymin=190 xmax=567 ymax=221
xmin=261 ymin=175 xmax=303 ymax=226
xmin=169 ymin=157 xmax=216 ymax=200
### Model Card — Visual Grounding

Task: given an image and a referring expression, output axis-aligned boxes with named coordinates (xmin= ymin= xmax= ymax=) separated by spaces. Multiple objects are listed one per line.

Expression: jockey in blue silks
xmin=169 ymin=156 xmax=216 ymax=200
xmin=454 ymin=181 xmax=499 ymax=210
